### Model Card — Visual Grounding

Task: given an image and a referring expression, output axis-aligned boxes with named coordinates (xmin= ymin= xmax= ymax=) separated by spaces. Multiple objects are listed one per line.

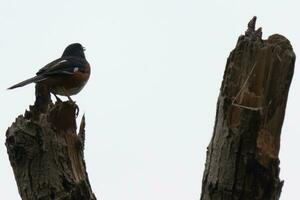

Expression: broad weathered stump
xmin=201 ymin=17 xmax=295 ymax=199
xmin=5 ymin=86 xmax=96 ymax=199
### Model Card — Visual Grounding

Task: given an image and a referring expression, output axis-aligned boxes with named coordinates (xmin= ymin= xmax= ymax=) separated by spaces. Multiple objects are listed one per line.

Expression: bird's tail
xmin=7 ymin=76 xmax=46 ymax=89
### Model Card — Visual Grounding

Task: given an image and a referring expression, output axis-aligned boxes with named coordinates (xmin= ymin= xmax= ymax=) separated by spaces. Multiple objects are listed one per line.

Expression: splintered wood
xmin=201 ymin=17 xmax=295 ymax=200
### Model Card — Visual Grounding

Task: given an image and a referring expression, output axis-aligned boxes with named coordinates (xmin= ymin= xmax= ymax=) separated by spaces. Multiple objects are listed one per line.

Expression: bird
xmin=8 ymin=43 xmax=90 ymax=102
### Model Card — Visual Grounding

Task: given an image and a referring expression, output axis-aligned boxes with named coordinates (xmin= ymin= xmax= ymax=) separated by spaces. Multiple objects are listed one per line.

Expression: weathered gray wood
xmin=201 ymin=17 xmax=295 ymax=200
xmin=6 ymin=97 xmax=96 ymax=199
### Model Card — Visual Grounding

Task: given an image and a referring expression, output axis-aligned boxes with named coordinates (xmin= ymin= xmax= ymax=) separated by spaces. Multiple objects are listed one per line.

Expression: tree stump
xmin=200 ymin=17 xmax=296 ymax=200
xmin=5 ymin=85 xmax=96 ymax=199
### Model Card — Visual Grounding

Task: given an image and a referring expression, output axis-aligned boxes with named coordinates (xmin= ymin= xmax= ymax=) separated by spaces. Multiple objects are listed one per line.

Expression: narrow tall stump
xmin=201 ymin=17 xmax=295 ymax=200
xmin=6 ymin=98 xmax=96 ymax=199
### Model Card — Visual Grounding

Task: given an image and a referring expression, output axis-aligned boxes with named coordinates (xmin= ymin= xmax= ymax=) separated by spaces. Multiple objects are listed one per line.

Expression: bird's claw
xmin=68 ymin=100 xmax=79 ymax=117
xmin=54 ymin=94 xmax=63 ymax=103
xmin=75 ymin=104 xmax=79 ymax=117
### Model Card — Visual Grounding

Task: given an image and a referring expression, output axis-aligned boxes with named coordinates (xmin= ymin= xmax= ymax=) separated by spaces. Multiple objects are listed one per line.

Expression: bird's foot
xmin=54 ymin=94 xmax=63 ymax=103
xmin=66 ymin=96 xmax=79 ymax=117
xmin=67 ymin=95 xmax=74 ymax=103
xmin=75 ymin=104 xmax=79 ymax=117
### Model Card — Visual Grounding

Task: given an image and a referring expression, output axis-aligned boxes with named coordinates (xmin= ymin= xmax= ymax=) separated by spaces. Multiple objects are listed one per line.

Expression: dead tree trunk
xmin=200 ymin=17 xmax=295 ymax=200
xmin=5 ymin=85 xmax=96 ymax=199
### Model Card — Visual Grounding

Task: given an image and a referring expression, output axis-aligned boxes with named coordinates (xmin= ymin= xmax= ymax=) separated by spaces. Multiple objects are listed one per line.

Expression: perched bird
xmin=8 ymin=43 xmax=90 ymax=101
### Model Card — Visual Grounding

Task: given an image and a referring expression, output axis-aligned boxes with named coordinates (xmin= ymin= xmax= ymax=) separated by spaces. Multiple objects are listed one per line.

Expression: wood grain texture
xmin=6 ymin=100 xmax=96 ymax=200
xmin=201 ymin=17 xmax=295 ymax=200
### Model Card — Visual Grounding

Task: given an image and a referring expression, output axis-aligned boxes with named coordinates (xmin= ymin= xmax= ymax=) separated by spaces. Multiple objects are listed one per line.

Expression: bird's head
xmin=62 ymin=43 xmax=86 ymax=58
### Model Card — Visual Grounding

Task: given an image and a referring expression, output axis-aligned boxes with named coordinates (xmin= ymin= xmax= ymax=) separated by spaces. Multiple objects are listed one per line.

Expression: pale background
xmin=0 ymin=0 xmax=299 ymax=199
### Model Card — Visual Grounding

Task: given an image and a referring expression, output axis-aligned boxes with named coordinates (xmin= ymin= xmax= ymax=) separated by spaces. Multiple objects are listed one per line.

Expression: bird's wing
xmin=36 ymin=56 xmax=86 ymax=76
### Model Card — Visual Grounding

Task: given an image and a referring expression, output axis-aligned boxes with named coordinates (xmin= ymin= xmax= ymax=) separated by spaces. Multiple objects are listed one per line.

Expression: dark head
xmin=62 ymin=43 xmax=86 ymax=58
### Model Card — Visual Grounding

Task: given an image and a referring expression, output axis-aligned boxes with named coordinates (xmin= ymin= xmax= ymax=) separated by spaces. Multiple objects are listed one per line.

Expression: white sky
xmin=0 ymin=0 xmax=299 ymax=199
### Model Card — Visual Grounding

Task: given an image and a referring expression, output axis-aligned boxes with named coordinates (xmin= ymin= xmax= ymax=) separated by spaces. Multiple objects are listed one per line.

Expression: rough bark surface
xmin=5 ymin=86 xmax=96 ymax=200
xmin=200 ymin=17 xmax=295 ymax=200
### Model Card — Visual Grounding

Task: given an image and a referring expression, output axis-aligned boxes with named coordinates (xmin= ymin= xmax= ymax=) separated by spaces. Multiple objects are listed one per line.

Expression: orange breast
xmin=41 ymin=63 xmax=90 ymax=96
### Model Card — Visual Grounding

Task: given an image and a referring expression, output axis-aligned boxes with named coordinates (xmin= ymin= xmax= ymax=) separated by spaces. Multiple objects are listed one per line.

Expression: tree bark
xmin=5 ymin=85 xmax=96 ymax=199
xmin=200 ymin=17 xmax=296 ymax=200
